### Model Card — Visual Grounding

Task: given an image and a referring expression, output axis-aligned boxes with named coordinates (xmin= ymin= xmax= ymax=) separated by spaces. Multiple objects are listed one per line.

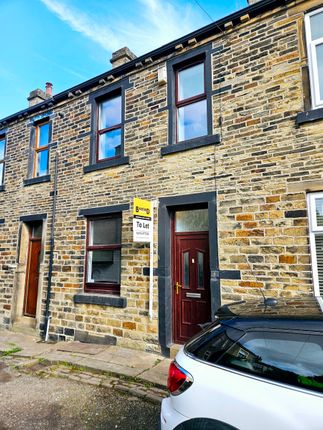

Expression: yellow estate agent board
xmin=133 ymin=198 xmax=152 ymax=242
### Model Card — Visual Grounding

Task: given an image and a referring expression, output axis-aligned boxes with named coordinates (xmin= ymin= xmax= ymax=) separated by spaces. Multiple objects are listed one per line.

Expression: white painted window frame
xmin=305 ymin=7 xmax=323 ymax=109
xmin=307 ymin=192 xmax=323 ymax=296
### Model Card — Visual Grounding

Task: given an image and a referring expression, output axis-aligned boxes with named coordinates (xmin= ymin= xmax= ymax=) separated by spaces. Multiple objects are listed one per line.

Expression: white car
xmin=161 ymin=297 xmax=323 ymax=430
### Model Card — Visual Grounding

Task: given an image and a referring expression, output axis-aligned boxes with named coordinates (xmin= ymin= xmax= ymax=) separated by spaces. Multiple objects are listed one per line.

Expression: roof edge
xmin=0 ymin=0 xmax=288 ymax=126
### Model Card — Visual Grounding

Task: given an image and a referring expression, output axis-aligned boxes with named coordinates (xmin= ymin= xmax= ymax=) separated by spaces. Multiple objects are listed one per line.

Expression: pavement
xmin=0 ymin=328 xmax=173 ymax=403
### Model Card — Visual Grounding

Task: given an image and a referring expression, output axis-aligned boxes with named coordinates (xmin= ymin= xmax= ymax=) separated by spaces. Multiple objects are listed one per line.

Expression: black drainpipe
xmin=44 ymin=150 xmax=59 ymax=341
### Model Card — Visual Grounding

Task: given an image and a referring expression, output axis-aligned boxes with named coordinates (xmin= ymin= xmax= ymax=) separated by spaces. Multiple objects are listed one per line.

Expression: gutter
xmin=0 ymin=0 xmax=288 ymax=127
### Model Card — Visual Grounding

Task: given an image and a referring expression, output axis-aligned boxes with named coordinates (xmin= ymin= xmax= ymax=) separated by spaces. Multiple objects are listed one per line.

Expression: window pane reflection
xmin=38 ymin=123 xmax=50 ymax=148
xmin=0 ymin=139 xmax=5 ymax=159
xmin=310 ymin=11 xmax=323 ymax=40
xmin=177 ymin=99 xmax=207 ymax=142
xmin=316 ymin=44 xmax=323 ymax=100
xmin=99 ymin=129 xmax=121 ymax=160
xmin=91 ymin=218 xmax=121 ymax=245
xmin=0 ymin=164 xmax=3 ymax=186
xmin=36 ymin=150 xmax=49 ymax=177
xmin=178 ymin=63 xmax=204 ymax=101
xmin=32 ymin=223 xmax=42 ymax=238
xmin=99 ymin=96 xmax=122 ymax=130
xmin=88 ymin=249 xmax=120 ymax=284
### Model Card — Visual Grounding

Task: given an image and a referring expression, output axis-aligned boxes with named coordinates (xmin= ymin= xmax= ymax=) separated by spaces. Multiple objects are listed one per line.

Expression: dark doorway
xmin=24 ymin=223 xmax=42 ymax=317
xmin=172 ymin=208 xmax=211 ymax=343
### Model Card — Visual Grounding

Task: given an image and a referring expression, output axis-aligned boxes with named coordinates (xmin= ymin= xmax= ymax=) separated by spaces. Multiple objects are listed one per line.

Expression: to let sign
xmin=133 ymin=197 xmax=152 ymax=242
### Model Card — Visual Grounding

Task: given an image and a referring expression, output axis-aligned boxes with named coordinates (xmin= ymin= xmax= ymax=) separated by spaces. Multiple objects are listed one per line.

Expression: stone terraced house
xmin=0 ymin=0 xmax=323 ymax=356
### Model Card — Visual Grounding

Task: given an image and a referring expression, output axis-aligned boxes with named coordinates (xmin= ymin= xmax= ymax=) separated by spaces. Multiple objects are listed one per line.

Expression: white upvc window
xmin=305 ymin=7 xmax=323 ymax=109
xmin=307 ymin=192 xmax=323 ymax=296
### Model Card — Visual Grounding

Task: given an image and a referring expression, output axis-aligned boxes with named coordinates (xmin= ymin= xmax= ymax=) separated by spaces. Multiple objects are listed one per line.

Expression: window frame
xmin=305 ymin=7 xmax=323 ymax=109
xmin=84 ymin=214 xmax=122 ymax=295
xmin=164 ymin=43 xmax=219 ymax=156
xmin=307 ymin=192 xmax=323 ymax=296
xmin=96 ymin=92 xmax=123 ymax=163
xmin=0 ymin=134 xmax=6 ymax=187
xmin=175 ymin=59 xmax=207 ymax=143
xmin=86 ymin=78 xmax=132 ymax=172
xmin=33 ymin=120 xmax=50 ymax=178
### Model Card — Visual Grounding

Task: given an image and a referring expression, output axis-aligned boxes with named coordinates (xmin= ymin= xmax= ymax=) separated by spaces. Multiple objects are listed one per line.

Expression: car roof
xmin=215 ymin=296 xmax=323 ymax=332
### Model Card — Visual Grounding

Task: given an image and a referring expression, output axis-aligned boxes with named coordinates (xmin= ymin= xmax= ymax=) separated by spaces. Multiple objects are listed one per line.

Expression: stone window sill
xmin=74 ymin=293 xmax=127 ymax=308
xmin=296 ymin=107 xmax=323 ymax=125
xmin=84 ymin=156 xmax=129 ymax=173
xmin=23 ymin=175 xmax=51 ymax=187
xmin=161 ymin=134 xmax=220 ymax=156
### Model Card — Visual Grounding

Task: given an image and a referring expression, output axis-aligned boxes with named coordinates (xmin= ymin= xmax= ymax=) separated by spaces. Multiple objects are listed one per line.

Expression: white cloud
xmin=40 ymin=0 xmax=205 ymax=56
xmin=40 ymin=0 xmax=122 ymax=52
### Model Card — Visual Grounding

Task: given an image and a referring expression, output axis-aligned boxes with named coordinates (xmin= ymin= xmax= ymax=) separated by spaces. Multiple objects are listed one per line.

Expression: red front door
xmin=173 ymin=232 xmax=211 ymax=343
xmin=24 ymin=238 xmax=41 ymax=317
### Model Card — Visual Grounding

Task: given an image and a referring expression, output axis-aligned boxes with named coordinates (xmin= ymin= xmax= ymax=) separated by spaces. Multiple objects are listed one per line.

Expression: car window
xmin=185 ymin=324 xmax=244 ymax=363
xmin=217 ymin=331 xmax=323 ymax=394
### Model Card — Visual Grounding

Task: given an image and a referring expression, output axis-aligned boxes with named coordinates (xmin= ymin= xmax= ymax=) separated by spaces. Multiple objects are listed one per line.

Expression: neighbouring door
xmin=173 ymin=209 xmax=211 ymax=344
xmin=24 ymin=237 xmax=41 ymax=317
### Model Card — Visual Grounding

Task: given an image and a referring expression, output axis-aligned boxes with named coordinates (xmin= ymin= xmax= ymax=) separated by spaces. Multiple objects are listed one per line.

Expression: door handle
xmin=175 ymin=282 xmax=182 ymax=294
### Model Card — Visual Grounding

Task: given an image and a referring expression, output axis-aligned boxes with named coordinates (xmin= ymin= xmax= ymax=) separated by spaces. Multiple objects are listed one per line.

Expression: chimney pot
xmin=45 ymin=82 xmax=53 ymax=97
xmin=110 ymin=47 xmax=136 ymax=69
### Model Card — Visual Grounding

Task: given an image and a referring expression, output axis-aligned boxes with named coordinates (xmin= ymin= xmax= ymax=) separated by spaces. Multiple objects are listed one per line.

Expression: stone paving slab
xmin=94 ymin=347 xmax=163 ymax=369
xmin=0 ymin=328 xmax=172 ymax=389
xmin=56 ymin=341 xmax=105 ymax=355
xmin=139 ymin=358 xmax=170 ymax=386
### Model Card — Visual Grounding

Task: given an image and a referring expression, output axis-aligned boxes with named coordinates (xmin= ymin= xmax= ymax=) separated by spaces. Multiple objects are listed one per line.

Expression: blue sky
xmin=0 ymin=0 xmax=247 ymax=119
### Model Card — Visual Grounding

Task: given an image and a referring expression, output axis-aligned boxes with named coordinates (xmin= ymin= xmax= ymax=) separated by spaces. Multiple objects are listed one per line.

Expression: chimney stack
xmin=110 ymin=47 xmax=136 ymax=69
xmin=28 ymin=83 xmax=53 ymax=107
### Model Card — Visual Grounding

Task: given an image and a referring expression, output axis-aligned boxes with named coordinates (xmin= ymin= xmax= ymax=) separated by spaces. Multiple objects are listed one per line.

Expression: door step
xmin=12 ymin=317 xmax=38 ymax=337
xmin=170 ymin=343 xmax=183 ymax=359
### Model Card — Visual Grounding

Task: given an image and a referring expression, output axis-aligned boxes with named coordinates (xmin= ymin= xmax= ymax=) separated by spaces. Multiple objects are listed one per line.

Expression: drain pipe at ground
xmin=44 ymin=150 xmax=59 ymax=341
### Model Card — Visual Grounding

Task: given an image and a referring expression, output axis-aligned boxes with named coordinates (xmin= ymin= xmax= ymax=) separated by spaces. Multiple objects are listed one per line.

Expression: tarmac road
xmin=0 ymin=360 xmax=160 ymax=430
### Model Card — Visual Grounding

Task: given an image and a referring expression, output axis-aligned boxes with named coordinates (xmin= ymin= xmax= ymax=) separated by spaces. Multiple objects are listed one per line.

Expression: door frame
xmin=158 ymin=191 xmax=219 ymax=357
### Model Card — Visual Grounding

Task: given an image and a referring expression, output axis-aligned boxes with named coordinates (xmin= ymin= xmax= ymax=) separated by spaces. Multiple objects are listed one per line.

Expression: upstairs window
xmin=97 ymin=94 xmax=122 ymax=161
xmin=0 ymin=135 xmax=6 ymax=186
xmin=85 ymin=215 xmax=122 ymax=295
xmin=305 ymin=7 xmax=323 ymax=109
xmin=308 ymin=192 xmax=323 ymax=296
xmin=176 ymin=61 xmax=207 ymax=142
xmin=85 ymin=78 xmax=132 ymax=173
xmin=163 ymin=44 xmax=218 ymax=155
xmin=34 ymin=121 xmax=50 ymax=177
